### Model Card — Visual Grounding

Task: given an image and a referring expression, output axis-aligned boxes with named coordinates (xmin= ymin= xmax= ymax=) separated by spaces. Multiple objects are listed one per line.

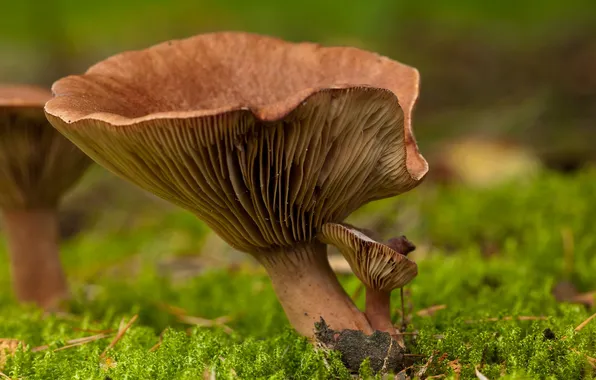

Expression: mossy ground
xmin=1 ymin=169 xmax=596 ymax=379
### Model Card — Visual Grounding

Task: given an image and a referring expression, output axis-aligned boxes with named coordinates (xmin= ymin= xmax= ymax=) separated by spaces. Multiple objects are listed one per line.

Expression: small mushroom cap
xmin=0 ymin=85 xmax=91 ymax=208
xmin=45 ymin=32 xmax=428 ymax=253
xmin=318 ymin=223 xmax=418 ymax=291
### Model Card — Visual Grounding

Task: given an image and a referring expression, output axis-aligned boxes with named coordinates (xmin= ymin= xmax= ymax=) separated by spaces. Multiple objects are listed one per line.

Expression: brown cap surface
xmin=45 ymin=32 xmax=428 ymax=253
xmin=0 ymin=85 xmax=91 ymax=208
xmin=318 ymin=223 xmax=417 ymax=291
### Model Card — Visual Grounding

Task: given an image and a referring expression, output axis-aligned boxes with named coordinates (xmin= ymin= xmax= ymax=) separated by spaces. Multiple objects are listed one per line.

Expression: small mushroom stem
xmin=2 ymin=208 xmax=68 ymax=309
xmin=365 ymin=286 xmax=405 ymax=347
xmin=258 ymin=241 xmax=373 ymax=338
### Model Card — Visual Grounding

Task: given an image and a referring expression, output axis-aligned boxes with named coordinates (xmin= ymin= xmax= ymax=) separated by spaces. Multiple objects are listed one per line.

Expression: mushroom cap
xmin=0 ymin=85 xmax=92 ymax=208
xmin=45 ymin=31 xmax=428 ymax=254
xmin=318 ymin=223 xmax=418 ymax=291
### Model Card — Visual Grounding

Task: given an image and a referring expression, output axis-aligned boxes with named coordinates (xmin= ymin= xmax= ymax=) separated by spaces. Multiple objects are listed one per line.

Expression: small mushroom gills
xmin=44 ymin=32 xmax=428 ymax=338
xmin=0 ymin=85 xmax=92 ymax=309
xmin=317 ymin=223 xmax=418 ymax=344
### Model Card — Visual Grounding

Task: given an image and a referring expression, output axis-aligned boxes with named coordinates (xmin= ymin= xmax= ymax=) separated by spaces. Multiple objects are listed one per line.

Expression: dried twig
xmin=100 ymin=315 xmax=138 ymax=358
xmin=31 ymin=332 xmax=113 ymax=353
xmin=574 ymin=311 xmax=596 ymax=332
xmin=416 ymin=305 xmax=447 ymax=317
xmin=178 ymin=315 xmax=234 ymax=334
xmin=415 ymin=353 xmax=435 ymax=378
xmin=148 ymin=330 xmax=167 ymax=353
xmin=159 ymin=303 xmax=234 ymax=334
xmin=380 ymin=338 xmax=394 ymax=374
xmin=148 ymin=341 xmax=161 ymax=353
xmin=395 ymin=365 xmax=413 ymax=379
xmin=53 ymin=333 xmax=112 ymax=352
xmin=400 ymin=288 xmax=407 ymax=332
xmin=475 ymin=365 xmax=489 ymax=380
xmin=0 ymin=370 xmax=10 ymax=379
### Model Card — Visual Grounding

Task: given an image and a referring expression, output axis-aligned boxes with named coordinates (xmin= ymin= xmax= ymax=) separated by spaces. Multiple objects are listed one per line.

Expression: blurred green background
xmin=1 ymin=0 xmax=595 ymax=312
xmin=1 ymin=0 xmax=595 ymax=170
xmin=1 ymin=0 xmax=595 ymax=308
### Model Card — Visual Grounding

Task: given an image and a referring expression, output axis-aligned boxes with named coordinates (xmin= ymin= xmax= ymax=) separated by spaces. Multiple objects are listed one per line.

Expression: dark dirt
xmin=314 ymin=318 xmax=409 ymax=374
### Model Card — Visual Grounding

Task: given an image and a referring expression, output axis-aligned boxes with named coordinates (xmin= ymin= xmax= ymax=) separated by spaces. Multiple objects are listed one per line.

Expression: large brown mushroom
xmin=0 ymin=85 xmax=91 ymax=308
xmin=45 ymin=32 xmax=428 ymax=337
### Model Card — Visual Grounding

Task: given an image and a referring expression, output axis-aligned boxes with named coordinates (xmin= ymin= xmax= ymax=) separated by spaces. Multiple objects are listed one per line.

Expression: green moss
xmin=1 ymin=170 xmax=596 ymax=379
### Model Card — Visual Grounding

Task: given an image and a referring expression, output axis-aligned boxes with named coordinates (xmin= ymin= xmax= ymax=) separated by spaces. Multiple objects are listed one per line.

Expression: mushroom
xmin=0 ymin=85 xmax=91 ymax=309
xmin=44 ymin=32 xmax=428 ymax=337
xmin=317 ymin=223 xmax=417 ymax=345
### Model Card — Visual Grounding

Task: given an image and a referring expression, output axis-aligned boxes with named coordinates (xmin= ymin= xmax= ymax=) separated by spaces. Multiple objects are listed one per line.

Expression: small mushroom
xmin=0 ymin=85 xmax=92 ymax=309
xmin=318 ymin=223 xmax=417 ymax=344
xmin=44 ymin=32 xmax=428 ymax=337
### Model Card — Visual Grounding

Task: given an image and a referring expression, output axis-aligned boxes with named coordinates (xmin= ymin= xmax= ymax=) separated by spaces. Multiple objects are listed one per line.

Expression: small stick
xmin=148 ymin=329 xmax=166 ymax=353
xmin=148 ymin=341 xmax=161 ymax=353
xmin=574 ymin=311 xmax=596 ymax=332
xmin=400 ymin=288 xmax=407 ymax=331
xmin=475 ymin=366 xmax=489 ymax=380
xmin=100 ymin=315 xmax=138 ymax=358
xmin=178 ymin=315 xmax=234 ymax=334
xmin=54 ymin=333 xmax=111 ymax=352
xmin=0 ymin=371 xmax=10 ymax=379
xmin=32 ymin=332 xmax=114 ymax=352
xmin=416 ymin=304 xmax=448 ymax=317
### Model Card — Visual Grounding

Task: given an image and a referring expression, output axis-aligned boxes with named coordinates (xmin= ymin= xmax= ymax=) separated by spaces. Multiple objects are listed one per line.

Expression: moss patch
xmin=1 ymin=170 xmax=596 ymax=379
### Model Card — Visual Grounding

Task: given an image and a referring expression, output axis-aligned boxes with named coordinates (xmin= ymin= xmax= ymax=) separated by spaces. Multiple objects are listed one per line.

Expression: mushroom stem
xmin=365 ymin=286 xmax=405 ymax=347
xmin=2 ymin=209 xmax=68 ymax=309
xmin=259 ymin=241 xmax=373 ymax=338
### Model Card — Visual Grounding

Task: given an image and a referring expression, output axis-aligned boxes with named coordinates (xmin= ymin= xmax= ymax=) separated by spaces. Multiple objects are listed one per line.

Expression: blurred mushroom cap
xmin=0 ymin=85 xmax=91 ymax=208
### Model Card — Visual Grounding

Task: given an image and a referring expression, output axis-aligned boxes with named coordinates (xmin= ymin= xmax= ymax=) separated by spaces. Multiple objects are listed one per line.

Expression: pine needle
xmin=32 ymin=332 xmax=113 ymax=353
xmin=475 ymin=366 xmax=489 ymax=380
xmin=178 ymin=315 xmax=234 ymax=334
xmin=416 ymin=305 xmax=447 ymax=317
xmin=54 ymin=333 xmax=112 ymax=352
xmin=574 ymin=311 xmax=596 ymax=332
xmin=100 ymin=314 xmax=138 ymax=359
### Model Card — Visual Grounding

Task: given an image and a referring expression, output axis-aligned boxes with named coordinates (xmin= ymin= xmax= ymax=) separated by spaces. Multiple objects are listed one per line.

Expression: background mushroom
xmin=0 ymin=85 xmax=92 ymax=309
xmin=44 ymin=32 xmax=428 ymax=337
xmin=318 ymin=223 xmax=418 ymax=344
